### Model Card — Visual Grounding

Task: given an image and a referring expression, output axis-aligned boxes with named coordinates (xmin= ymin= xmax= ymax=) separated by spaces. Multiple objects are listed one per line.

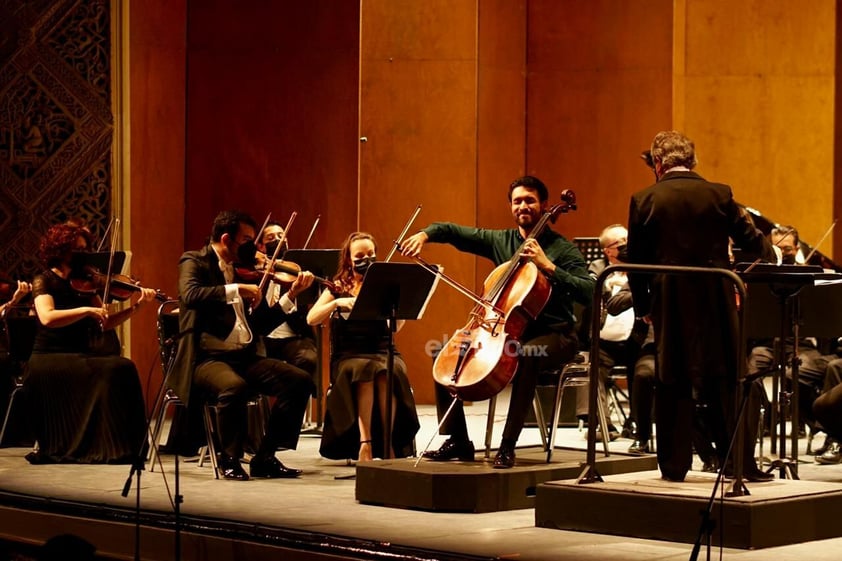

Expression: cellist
xmin=401 ymin=176 xmax=594 ymax=468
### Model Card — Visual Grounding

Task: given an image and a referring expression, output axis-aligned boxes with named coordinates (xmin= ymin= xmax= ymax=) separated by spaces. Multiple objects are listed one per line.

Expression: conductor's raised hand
xmin=400 ymin=231 xmax=429 ymax=258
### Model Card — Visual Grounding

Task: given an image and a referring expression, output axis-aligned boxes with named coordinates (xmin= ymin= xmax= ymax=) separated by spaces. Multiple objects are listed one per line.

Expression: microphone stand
xmin=121 ymin=312 xmax=186 ymax=561
xmin=689 ymin=373 xmax=757 ymax=561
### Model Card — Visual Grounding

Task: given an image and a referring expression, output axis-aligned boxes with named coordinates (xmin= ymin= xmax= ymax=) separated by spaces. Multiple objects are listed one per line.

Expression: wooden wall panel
xmin=128 ymin=0 xmax=187 ymax=407
xmin=359 ymin=0 xmax=479 ymax=403
xmin=525 ymin=0 xmax=674 ymax=240
xmin=185 ymin=1 xmax=359 ymax=252
xmin=476 ymin=0 xmax=528 ymax=274
xmin=678 ymin=0 xmax=836 ymax=254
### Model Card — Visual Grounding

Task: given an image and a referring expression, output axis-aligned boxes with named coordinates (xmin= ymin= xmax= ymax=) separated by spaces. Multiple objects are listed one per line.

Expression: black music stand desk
xmin=740 ymin=263 xmax=842 ymax=478
xmin=348 ymin=262 xmax=439 ymax=457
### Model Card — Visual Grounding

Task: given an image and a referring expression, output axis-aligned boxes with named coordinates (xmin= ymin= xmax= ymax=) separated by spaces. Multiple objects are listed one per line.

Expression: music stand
xmin=348 ymin=262 xmax=439 ymax=457
xmin=282 ymin=249 xmax=340 ymax=430
xmin=739 ymin=263 xmax=828 ymax=479
xmin=283 ymin=249 xmax=340 ymax=308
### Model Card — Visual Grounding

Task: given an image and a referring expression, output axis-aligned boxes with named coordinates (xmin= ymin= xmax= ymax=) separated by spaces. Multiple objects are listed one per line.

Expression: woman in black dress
xmin=307 ymin=232 xmax=419 ymax=461
xmin=25 ymin=223 xmax=156 ymax=464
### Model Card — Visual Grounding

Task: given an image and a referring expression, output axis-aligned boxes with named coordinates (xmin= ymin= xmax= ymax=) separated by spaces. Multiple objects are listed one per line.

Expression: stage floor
xmin=2 ymin=401 xmax=842 ymax=560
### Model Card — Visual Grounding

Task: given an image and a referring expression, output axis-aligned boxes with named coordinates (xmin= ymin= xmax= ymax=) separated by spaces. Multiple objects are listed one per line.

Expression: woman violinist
xmin=400 ymin=176 xmax=594 ymax=468
xmin=307 ymin=232 xmax=420 ymax=461
xmin=24 ymin=223 xmax=155 ymax=464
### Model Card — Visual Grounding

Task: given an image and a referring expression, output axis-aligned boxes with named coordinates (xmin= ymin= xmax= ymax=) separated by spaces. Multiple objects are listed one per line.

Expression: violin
xmin=70 ymin=265 xmax=170 ymax=303
xmin=234 ymin=260 xmax=338 ymax=292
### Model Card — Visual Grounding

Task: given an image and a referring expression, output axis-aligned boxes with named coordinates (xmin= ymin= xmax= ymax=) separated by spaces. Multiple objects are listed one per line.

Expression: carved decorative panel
xmin=0 ymin=0 xmax=112 ymax=281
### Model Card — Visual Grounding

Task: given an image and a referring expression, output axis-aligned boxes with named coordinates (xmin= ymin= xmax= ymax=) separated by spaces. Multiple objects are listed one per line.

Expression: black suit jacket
xmin=169 ymin=244 xmax=285 ymax=406
xmin=627 ymin=170 xmax=773 ymax=383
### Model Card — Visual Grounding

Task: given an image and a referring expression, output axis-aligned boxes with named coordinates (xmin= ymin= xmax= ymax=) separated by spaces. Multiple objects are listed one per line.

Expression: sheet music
xmin=814 ymin=273 xmax=842 ymax=286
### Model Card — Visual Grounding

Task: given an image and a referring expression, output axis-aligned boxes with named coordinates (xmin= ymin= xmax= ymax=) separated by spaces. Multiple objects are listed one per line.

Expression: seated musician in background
xmin=307 ymin=232 xmax=419 ymax=462
xmin=589 ymin=224 xmax=655 ymax=455
xmin=744 ymin=223 xmax=838 ymax=464
xmin=0 ymin=280 xmax=32 ymax=318
xmin=770 ymin=225 xmax=805 ymax=265
xmin=401 ymin=176 xmax=594 ymax=468
xmin=170 ymin=210 xmax=314 ymax=480
xmin=255 ymin=221 xmax=318 ymax=387
xmin=25 ymin=223 xmax=153 ymax=464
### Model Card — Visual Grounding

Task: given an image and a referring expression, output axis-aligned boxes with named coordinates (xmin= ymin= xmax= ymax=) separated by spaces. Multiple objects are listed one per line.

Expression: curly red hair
xmin=39 ymin=224 xmax=92 ymax=268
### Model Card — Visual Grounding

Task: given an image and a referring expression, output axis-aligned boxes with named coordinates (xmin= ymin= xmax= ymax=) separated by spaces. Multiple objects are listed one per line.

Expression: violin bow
xmin=387 ymin=205 xmax=422 ymax=262
xmin=100 ymin=217 xmax=121 ymax=310
xmin=253 ymin=211 xmax=296 ymax=311
xmin=96 ymin=216 xmax=115 ymax=252
xmin=804 ymin=219 xmax=837 ymax=264
xmin=391 ymin=206 xmax=505 ymax=315
xmin=255 ymin=212 xmax=272 ymax=245
xmin=301 ymin=215 xmax=320 ymax=250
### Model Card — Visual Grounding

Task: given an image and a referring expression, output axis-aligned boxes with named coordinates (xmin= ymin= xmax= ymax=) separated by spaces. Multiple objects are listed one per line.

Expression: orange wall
xmin=676 ymin=0 xmax=837 ymax=257
xmin=184 ymin=1 xmax=360 ymax=251
xmin=128 ymin=0 xmax=187 ymax=408
xmin=526 ymin=0 xmax=674 ymax=238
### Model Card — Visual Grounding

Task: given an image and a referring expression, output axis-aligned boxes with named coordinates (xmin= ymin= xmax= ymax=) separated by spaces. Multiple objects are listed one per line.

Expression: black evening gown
xmin=25 ymin=270 xmax=147 ymax=464
xmin=319 ymin=299 xmax=420 ymax=460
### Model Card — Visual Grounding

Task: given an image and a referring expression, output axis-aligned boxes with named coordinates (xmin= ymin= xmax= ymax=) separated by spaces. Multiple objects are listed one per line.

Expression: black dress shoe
xmin=722 ymin=463 xmax=774 ymax=482
xmin=422 ymin=438 xmax=475 ymax=461
xmin=627 ymin=440 xmax=650 ymax=455
xmin=493 ymin=445 xmax=515 ymax=469
xmin=250 ymin=455 xmax=302 ymax=478
xmin=816 ymin=441 xmax=842 ymax=465
xmin=218 ymin=454 xmax=249 ymax=481
xmin=743 ymin=467 xmax=775 ymax=482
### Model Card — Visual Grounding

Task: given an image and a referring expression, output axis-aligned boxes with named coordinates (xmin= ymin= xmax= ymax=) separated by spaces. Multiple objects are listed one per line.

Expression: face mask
xmin=264 ymin=240 xmax=279 ymax=257
xmin=616 ymin=244 xmax=629 ymax=263
xmin=236 ymin=239 xmax=257 ymax=265
xmin=352 ymin=255 xmax=375 ymax=275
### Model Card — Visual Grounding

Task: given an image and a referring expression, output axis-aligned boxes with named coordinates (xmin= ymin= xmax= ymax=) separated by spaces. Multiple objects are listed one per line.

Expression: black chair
xmin=148 ymin=300 xmax=227 ymax=478
xmin=0 ymin=310 xmax=38 ymax=447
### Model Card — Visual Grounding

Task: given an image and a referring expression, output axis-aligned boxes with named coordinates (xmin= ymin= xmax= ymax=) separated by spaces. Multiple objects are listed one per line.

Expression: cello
xmin=413 ymin=190 xmax=578 ymax=402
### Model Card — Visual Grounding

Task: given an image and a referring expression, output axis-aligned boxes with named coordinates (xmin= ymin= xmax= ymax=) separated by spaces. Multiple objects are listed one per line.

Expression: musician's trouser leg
xmin=502 ymin=330 xmax=577 ymax=444
xmin=434 ymin=381 xmax=469 ymax=440
xmin=655 ymin=378 xmax=694 ymax=481
xmin=741 ymin=378 xmax=765 ymax=468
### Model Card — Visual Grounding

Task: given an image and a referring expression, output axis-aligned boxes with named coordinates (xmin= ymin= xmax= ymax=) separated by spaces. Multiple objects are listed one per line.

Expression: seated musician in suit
xmin=745 ymin=224 xmax=839 ymax=465
xmin=170 ymin=210 xmax=314 ymax=480
xmin=255 ymin=221 xmax=318 ymax=387
xmin=588 ymin=224 xmax=655 ymax=455
xmin=307 ymin=232 xmax=419 ymax=462
xmin=401 ymin=176 xmax=594 ymax=468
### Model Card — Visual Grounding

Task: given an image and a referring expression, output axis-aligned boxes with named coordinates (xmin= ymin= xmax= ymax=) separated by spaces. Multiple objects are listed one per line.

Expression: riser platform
xmin=355 ymin=447 xmax=657 ymax=512
xmin=535 ymin=470 xmax=842 ymax=549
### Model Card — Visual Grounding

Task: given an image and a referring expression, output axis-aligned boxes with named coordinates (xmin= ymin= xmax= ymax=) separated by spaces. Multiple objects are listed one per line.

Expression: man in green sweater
xmin=401 ymin=176 xmax=594 ymax=468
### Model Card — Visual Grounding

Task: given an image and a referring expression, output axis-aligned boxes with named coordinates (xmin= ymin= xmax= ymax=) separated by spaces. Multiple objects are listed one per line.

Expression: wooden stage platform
xmin=3 ymin=406 xmax=842 ymax=560
xmin=356 ymin=446 xmax=656 ymax=512
xmin=537 ymin=469 xmax=842 ymax=549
